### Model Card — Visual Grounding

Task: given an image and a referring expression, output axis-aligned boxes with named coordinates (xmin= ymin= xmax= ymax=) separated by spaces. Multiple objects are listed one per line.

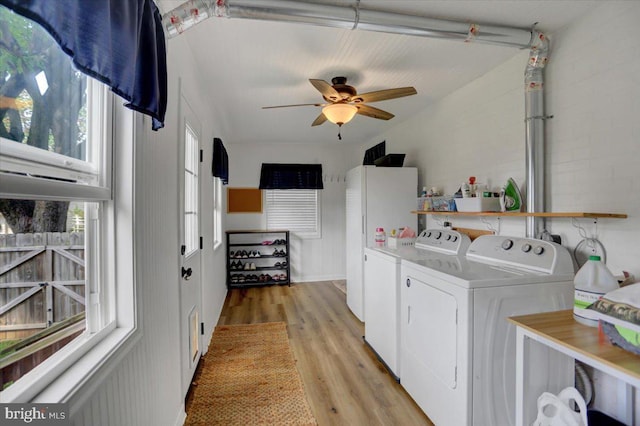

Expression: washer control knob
xmin=534 ymin=246 xmax=545 ymax=255
xmin=446 ymin=234 xmax=452 ymax=241
xmin=452 ymin=235 xmax=458 ymax=242
xmin=501 ymin=239 xmax=514 ymax=250
xmin=521 ymin=243 xmax=532 ymax=253
xmin=426 ymin=231 xmax=432 ymax=238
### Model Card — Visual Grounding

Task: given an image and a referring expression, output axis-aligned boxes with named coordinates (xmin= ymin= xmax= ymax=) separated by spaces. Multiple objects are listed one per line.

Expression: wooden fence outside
xmin=0 ymin=232 xmax=86 ymax=341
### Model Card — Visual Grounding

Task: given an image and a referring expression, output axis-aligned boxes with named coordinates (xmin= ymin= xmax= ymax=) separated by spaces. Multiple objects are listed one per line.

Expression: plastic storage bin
xmin=387 ymin=237 xmax=416 ymax=249
xmin=418 ymin=196 xmax=456 ymax=212
xmin=454 ymin=197 xmax=501 ymax=212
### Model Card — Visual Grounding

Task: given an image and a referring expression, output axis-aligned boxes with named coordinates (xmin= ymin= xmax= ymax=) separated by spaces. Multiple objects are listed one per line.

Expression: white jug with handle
xmin=532 ymin=387 xmax=588 ymax=426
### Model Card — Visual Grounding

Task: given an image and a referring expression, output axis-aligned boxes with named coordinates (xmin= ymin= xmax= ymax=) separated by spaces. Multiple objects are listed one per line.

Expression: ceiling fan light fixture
xmin=322 ymin=103 xmax=357 ymax=125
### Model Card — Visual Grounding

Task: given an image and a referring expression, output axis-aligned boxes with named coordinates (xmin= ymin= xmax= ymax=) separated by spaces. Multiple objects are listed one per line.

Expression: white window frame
xmin=265 ymin=189 xmax=321 ymax=239
xmin=0 ymin=81 xmax=138 ymax=404
xmin=213 ymin=177 xmax=222 ymax=249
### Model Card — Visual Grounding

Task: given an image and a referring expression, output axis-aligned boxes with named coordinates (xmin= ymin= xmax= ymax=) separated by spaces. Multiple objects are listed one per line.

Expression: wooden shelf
xmin=412 ymin=211 xmax=627 ymax=219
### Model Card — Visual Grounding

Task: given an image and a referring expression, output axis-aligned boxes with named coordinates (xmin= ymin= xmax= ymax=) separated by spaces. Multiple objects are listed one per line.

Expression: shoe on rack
xmin=281 ymin=261 xmax=288 ymax=268
xmin=250 ymin=262 xmax=256 ymax=270
xmin=230 ymin=251 xmax=236 ymax=258
xmin=244 ymin=262 xmax=250 ymax=270
xmin=274 ymin=262 xmax=281 ymax=268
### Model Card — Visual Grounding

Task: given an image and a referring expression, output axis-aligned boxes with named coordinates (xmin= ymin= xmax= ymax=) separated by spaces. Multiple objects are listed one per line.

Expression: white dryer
xmin=363 ymin=229 xmax=470 ymax=381
xmin=400 ymin=235 xmax=575 ymax=426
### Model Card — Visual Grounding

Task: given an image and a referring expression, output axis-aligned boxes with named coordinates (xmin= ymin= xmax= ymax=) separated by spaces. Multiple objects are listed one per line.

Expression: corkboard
xmin=227 ymin=187 xmax=262 ymax=213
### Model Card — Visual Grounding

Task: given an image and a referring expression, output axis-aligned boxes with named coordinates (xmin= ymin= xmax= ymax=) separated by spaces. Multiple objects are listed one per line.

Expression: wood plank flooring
xmin=216 ymin=281 xmax=434 ymax=426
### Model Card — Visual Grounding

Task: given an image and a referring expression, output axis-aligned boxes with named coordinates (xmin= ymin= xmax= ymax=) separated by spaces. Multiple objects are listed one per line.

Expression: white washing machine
xmin=400 ymin=235 xmax=575 ymax=426
xmin=363 ymin=229 xmax=470 ymax=381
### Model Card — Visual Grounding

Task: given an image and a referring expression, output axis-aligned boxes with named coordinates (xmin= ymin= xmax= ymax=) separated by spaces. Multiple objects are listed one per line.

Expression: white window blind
xmin=265 ymin=189 xmax=321 ymax=238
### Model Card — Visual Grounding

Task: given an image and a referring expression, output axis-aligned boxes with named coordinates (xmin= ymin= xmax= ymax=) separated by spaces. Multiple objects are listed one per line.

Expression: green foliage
xmin=0 ymin=6 xmax=47 ymax=76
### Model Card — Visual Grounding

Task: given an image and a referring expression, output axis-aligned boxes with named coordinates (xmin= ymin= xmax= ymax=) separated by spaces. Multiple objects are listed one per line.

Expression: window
xmin=183 ymin=124 xmax=199 ymax=257
xmin=213 ymin=177 xmax=222 ymax=247
xmin=0 ymin=6 xmax=133 ymax=402
xmin=265 ymin=190 xmax=321 ymax=238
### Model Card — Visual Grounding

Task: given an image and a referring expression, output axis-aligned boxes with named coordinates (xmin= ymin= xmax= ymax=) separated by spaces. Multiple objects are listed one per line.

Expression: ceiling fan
xmin=262 ymin=77 xmax=417 ymax=139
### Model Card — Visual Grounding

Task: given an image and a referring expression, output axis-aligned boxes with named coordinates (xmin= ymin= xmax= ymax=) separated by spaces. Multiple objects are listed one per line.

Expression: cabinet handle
xmin=406 ymin=278 xmax=411 ymax=287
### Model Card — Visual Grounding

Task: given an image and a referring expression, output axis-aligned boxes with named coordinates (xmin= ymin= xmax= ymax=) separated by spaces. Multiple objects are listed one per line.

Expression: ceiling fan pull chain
xmin=338 ymin=124 xmax=342 ymax=140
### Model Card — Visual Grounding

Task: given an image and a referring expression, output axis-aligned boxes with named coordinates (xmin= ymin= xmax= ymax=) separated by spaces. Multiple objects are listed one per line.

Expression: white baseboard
xmin=292 ymin=274 xmax=345 ymax=283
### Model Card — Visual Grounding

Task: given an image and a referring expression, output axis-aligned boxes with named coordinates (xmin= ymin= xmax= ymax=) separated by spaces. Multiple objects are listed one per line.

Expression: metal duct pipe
xmin=524 ymin=32 xmax=549 ymax=238
xmin=163 ymin=0 xmax=549 ymax=238
xmin=164 ymin=0 xmax=533 ymax=48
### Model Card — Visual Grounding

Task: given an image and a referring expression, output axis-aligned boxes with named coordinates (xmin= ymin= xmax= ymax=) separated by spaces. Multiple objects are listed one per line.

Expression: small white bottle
xmin=573 ymin=255 xmax=619 ymax=327
xmin=374 ymin=227 xmax=386 ymax=247
xmin=461 ymin=182 xmax=471 ymax=198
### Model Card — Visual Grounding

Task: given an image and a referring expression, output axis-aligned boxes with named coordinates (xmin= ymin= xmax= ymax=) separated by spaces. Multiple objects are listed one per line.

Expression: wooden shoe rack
xmin=226 ymin=230 xmax=290 ymax=288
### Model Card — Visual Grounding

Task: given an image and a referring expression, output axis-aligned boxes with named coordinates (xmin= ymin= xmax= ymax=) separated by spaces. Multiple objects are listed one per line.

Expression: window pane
xmin=0 ymin=199 xmax=89 ymax=390
xmin=184 ymin=125 xmax=199 ymax=256
xmin=0 ymin=6 xmax=88 ymax=163
xmin=213 ymin=178 xmax=222 ymax=246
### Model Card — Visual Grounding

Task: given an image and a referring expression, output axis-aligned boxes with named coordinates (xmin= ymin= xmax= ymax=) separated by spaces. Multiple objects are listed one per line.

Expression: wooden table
xmin=508 ymin=309 xmax=639 ymax=426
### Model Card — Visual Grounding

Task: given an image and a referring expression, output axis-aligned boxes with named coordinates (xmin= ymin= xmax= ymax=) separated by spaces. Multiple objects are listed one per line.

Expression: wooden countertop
xmin=508 ymin=310 xmax=640 ymax=382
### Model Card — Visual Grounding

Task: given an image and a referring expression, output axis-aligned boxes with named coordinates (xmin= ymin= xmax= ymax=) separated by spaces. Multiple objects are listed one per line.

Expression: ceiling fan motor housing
xmin=328 ymin=76 xmax=357 ymax=102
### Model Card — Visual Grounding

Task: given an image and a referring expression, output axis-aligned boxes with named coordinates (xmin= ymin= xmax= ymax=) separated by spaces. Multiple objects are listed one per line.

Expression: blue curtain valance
xmin=0 ymin=0 xmax=168 ymax=130
xmin=259 ymin=164 xmax=324 ymax=190
xmin=212 ymin=138 xmax=229 ymax=185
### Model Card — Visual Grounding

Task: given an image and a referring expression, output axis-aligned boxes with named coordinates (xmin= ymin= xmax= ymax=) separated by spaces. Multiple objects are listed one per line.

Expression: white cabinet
xmin=345 ymin=165 xmax=417 ymax=321
xmin=363 ymin=248 xmax=402 ymax=379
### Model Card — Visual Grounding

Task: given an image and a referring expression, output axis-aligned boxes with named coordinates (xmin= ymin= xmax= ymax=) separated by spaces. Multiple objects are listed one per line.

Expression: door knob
xmin=182 ymin=267 xmax=192 ymax=280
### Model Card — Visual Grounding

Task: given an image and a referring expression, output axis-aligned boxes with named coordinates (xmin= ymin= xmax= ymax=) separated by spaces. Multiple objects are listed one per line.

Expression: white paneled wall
xmin=362 ymin=1 xmax=639 ymax=279
xmin=358 ymin=2 xmax=639 ymax=421
xmin=226 ymin=142 xmax=356 ymax=282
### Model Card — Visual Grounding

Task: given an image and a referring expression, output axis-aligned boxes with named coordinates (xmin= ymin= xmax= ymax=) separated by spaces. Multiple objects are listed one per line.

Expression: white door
xmin=178 ymin=93 xmax=202 ymax=397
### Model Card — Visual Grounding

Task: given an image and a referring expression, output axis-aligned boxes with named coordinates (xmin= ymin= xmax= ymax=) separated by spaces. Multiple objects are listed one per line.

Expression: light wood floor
xmin=216 ymin=281 xmax=434 ymax=426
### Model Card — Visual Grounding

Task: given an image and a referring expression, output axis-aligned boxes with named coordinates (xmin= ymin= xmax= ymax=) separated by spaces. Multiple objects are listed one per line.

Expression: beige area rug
xmin=332 ymin=279 xmax=346 ymax=294
xmin=185 ymin=322 xmax=317 ymax=426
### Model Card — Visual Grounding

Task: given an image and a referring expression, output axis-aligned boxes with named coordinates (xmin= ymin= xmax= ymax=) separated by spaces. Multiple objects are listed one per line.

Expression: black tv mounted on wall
xmin=362 ymin=140 xmax=386 ymax=165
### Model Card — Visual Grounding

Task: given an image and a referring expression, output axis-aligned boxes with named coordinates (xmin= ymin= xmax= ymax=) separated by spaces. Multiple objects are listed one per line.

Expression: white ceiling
xmin=158 ymin=1 xmax=601 ymax=145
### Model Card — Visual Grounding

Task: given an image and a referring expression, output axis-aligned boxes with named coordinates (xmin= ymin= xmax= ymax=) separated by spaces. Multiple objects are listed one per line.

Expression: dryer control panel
xmin=466 ymin=235 xmax=574 ymax=275
xmin=415 ymin=229 xmax=471 ymax=255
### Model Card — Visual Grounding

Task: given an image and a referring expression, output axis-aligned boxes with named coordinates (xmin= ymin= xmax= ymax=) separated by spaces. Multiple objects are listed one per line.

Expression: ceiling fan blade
xmin=352 ymin=87 xmax=417 ymax=103
xmin=262 ymin=103 xmax=324 ymax=109
xmin=356 ymin=104 xmax=394 ymax=120
xmin=311 ymin=112 xmax=327 ymax=126
xmin=309 ymin=79 xmax=341 ymax=102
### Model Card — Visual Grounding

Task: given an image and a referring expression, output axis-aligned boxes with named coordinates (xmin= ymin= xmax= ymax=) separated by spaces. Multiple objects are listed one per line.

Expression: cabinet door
xmin=364 ymin=250 xmax=400 ymax=376
xmin=346 ymin=167 xmax=364 ymax=320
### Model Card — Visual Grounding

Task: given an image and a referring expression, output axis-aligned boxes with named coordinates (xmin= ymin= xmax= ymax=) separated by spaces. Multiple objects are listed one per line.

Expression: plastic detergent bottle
xmin=573 ymin=255 xmax=619 ymax=327
xmin=375 ymin=228 xmax=386 ymax=247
